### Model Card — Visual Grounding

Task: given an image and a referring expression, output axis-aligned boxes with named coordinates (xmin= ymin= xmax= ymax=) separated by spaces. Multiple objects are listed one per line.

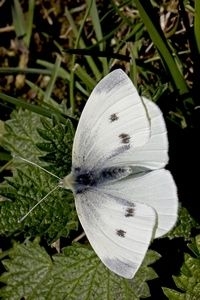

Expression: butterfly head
xmin=59 ymin=173 xmax=75 ymax=191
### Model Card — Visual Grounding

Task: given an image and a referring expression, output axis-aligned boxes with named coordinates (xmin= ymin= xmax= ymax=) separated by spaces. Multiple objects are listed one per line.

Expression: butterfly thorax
xmin=60 ymin=166 xmax=150 ymax=194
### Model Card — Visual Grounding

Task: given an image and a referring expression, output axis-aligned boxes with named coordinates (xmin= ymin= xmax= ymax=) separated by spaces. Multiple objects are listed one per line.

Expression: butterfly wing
xmin=75 ymin=189 xmax=156 ymax=279
xmin=101 ymin=169 xmax=178 ymax=238
xmin=71 ymin=69 xmax=178 ymax=279
xmin=72 ymin=69 xmax=150 ymax=170
xmin=104 ymin=97 xmax=169 ymax=170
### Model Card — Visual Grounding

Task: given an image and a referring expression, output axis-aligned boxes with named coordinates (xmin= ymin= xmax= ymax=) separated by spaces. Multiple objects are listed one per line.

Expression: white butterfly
xmin=60 ymin=69 xmax=178 ymax=279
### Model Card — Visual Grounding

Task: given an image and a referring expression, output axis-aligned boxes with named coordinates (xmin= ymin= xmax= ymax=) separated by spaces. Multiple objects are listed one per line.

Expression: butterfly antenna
xmin=18 ymin=185 xmax=60 ymax=223
xmin=14 ymin=155 xmax=60 ymax=180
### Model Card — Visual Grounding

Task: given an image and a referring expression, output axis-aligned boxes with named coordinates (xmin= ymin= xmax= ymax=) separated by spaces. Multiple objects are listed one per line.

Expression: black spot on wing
xmin=125 ymin=207 xmax=135 ymax=217
xmin=116 ymin=229 xmax=126 ymax=237
xmin=119 ymin=133 xmax=130 ymax=144
xmin=110 ymin=113 xmax=119 ymax=122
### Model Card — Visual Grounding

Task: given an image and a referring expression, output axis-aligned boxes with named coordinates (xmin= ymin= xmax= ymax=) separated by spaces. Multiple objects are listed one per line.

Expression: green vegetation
xmin=0 ymin=1 xmax=199 ymax=299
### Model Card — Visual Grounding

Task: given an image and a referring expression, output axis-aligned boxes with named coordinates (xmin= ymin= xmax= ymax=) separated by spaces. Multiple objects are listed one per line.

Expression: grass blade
xmin=11 ymin=0 xmax=26 ymax=39
xmin=0 ymin=93 xmax=72 ymax=124
xmin=86 ymin=0 xmax=108 ymax=75
xmin=43 ymin=55 xmax=61 ymax=103
xmin=24 ymin=0 xmax=35 ymax=47
xmin=134 ymin=0 xmax=191 ymax=99
xmin=65 ymin=7 xmax=101 ymax=81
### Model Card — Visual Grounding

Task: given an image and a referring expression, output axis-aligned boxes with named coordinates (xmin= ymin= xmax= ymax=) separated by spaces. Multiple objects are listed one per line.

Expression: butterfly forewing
xmin=72 ymin=69 xmax=150 ymax=170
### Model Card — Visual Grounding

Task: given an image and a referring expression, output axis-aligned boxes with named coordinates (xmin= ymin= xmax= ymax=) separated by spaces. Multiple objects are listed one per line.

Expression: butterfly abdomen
xmin=74 ymin=166 xmax=133 ymax=193
xmin=100 ymin=167 xmax=132 ymax=181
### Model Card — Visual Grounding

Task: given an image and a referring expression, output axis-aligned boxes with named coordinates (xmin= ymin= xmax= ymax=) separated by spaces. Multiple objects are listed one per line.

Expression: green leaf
xmin=0 ymin=166 xmax=78 ymax=242
xmin=167 ymin=207 xmax=200 ymax=241
xmin=163 ymin=235 xmax=200 ymax=299
xmin=188 ymin=235 xmax=200 ymax=257
xmin=2 ymin=107 xmax=74 ymax=176
xmin=0 ymin=239 xmax=160 ymax=300
xmin=36 ymin=117 xmax=74 ymax=178
xmin=0 ymin=108 xmax=77 ymax=241
xmin=2 ymin=109 xmax=44 ymax=163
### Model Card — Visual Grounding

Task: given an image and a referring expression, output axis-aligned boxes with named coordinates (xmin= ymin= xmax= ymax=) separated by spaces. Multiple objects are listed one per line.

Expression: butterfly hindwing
xmin=75 ymin=190 xmax=156 ymax=279
xmin=101 ymin=169 xmax=178 ymax=238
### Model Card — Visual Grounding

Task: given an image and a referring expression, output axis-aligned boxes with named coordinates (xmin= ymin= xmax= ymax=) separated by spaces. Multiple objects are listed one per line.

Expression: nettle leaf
xmin=167 ymin=207 xmax=200 ymax=241
xmin=2 ymin=109 xmax=44 ymax=163
xmin=36 ymin=117 xmax=74 ymax=178
xmin=0 ymin=108 xmax=77 ymax=242
xmin=163 ymin=235 xmax=200 ymax=299
xmin=0 ymin=239 xmax=160 ymax=300
xmin=2 ymin=108 xmax=74 ymax=177
xmin=0 ymin=166 xmax=78 ymax=242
